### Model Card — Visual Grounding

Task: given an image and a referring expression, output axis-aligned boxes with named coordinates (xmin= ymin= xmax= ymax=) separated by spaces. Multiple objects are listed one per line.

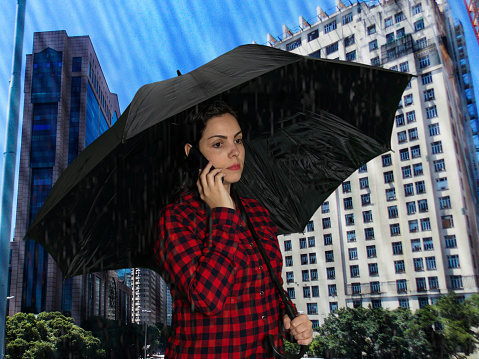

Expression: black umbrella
xmin=26 ymin=44 xmax=410 ymax=278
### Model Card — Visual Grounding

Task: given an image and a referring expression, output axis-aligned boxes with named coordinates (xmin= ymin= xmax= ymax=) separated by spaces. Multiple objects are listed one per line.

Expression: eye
xmin=212 ymin=142 xmax=222 ymax=148
xmin=235 ymin=138 xmax=243 ymax=144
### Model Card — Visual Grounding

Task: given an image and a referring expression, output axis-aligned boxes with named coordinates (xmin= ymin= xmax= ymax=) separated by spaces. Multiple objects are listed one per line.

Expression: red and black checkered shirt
xmin=155 ymin=191 xmax=290 ymax=358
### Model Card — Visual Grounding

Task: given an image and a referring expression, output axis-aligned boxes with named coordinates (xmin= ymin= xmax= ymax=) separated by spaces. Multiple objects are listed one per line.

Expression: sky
xmin=1 ymin=0 xmax=478 ymax=237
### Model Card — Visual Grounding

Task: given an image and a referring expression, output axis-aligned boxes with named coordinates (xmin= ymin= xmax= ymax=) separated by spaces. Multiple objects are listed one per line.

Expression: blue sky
xmin=1 ymin=0 xmax=478 ymax=234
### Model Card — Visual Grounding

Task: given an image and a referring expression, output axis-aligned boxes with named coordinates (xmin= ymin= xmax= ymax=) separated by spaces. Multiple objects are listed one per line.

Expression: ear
xmin=184 ymin=143 xmax=192 ymax=157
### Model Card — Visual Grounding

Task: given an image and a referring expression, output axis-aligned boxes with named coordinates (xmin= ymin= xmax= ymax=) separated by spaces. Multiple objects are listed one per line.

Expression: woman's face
xmin=186 ymin=113 xmax=245 ymax=186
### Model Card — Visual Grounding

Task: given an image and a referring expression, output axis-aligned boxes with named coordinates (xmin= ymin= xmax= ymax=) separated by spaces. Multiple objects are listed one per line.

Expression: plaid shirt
xmin=155 ymin=191 xmax=290 ymax=358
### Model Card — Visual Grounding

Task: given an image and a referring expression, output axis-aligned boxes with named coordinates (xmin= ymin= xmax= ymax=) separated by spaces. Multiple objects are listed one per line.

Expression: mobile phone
xmin=186 ymin=147 xmax=214 ymax=178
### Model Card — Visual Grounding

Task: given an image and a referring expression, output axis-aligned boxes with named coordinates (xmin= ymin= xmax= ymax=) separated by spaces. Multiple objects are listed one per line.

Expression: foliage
xmin=5 ymin=311 xmax=105 ymax=359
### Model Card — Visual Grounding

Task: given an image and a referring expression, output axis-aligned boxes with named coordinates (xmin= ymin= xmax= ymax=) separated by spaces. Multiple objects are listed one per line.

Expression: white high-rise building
xmin=268 ymin=0 xmax=479 ymax=328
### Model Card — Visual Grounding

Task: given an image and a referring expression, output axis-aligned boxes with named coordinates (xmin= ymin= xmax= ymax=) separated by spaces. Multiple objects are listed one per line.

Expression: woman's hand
xmin=283 ymin=314 xmax=313 ymax=346
xmin=197 ymin=162 xmax=235 ymax=210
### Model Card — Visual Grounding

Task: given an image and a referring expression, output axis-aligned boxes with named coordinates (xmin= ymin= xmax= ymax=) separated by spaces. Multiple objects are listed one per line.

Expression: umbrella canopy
xmin=26 ymin=44 xmax=411 ymax=278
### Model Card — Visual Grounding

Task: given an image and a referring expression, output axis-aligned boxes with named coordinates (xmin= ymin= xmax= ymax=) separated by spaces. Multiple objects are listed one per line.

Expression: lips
xmin=227 ymin=164 xmax=241 ymax=171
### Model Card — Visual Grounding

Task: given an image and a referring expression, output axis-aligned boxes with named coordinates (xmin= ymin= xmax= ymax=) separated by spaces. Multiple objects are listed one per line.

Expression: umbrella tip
xmin=177 ymin=69 xmax=182 ymax=76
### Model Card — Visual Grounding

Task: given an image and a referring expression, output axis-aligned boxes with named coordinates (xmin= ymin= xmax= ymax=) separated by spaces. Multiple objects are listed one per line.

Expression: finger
xmin=205 ymin=168 xmax=223 ymax=187
xmin=283 ymin=315 xmax=291 ymax=330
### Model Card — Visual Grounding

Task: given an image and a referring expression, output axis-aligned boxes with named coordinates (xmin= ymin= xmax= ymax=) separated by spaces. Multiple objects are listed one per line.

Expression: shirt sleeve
xmin=155 ymin=205 xmax=243 ymax=316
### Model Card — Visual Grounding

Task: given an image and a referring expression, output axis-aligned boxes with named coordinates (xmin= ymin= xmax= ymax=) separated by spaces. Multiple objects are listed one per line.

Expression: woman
xmin=155 ymin=102 xmax=313 ymax=358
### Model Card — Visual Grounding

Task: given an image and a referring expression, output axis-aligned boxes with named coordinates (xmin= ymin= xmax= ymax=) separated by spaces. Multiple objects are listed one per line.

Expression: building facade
xmin=268 ymin=0 xmax=479 ymax=328
xmin=7 ymin=30 xmax=131 ymax=326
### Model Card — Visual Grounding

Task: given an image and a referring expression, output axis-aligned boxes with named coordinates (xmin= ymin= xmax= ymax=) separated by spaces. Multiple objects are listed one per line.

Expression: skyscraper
xmin=8 ymin=30 xmax=131 ymax=326
xmin=269 ymin=0 xmax=479 ymax=327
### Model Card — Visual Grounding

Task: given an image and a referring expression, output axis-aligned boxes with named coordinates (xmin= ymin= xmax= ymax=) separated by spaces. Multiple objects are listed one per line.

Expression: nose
xmin=229 ymin=142 xmax=240 ymax=157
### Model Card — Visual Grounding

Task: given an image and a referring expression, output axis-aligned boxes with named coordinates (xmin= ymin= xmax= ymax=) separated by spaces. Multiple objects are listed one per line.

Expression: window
xmin=344 ymin=34 xmax=355 ymax=47
xmin=390 ymin=224 xmax=401 ymax=236
xmin=401 ymin=166 xmax=412 ymax=179
xmin=344 ymin=197 xmax=353 ymax=210
xmin=309 ymin=253 xmax=317 ymax=265
xmin=395 ymin=260 xmax=405 ymax=273
xmin=306 ymin=220 xmax=315 ymax=232
xmin=421 ymin=218 xmax=431 ymax=231
xmin=303 ymin=287 xmax=311 ymax=298
xmin=426 ymin=105 xmax=437 ymax=119
xmin=424 ymin=88 xmax=435 ymax=101
xmin=426 ymin=256 xmax=436 ymax=270
xmin=327 ymin=267 xmax=336 ymax=279
xmin=431 ymin=140 xmax=443 ymax=154
xmin=416 ymin=277 xmax=427 ymax=291
xmin=359 ymin=177 xmax=369 ymax=189
xmin=404 ymin=94 xmax=413 ymax=106
xmin=413 ymin=3 xmax=422 ymax=15
xmin=414 ymin=258 xmax=424 ymax=271
xmin=392 ymin=241 xmax=403 ymax=254
xmin=411 ymin=238 xmax=421 ymax=252
xmin=300 ymin=237 xmax=307 ymax=248
xmin=442 ymin=215 xmax=454 ymax=228
xmin=361 ymin=193 xmax=371 ymax=206
xmin=404 ymin=183 xmax=414 ymax=196
xmin=419 ymin=54 xmax=431 ymax=69
xmin=308 ymin=236 xmax=316 ymax=247
xmin=407 ymin=201 xmax=417 ymax=215
xmin=287 ymin=287 xmax=295 ymax=299
xmin=423 ymin=237 xmax=434 ymax=250
xmin=329 ymin=302 xmax=338 ymax=313
xmin=398 ymin=131 xmax=407 ymax=143
xmin=369 ymin=39 xmax=378 ymax=51
xmin=445 ymin=235 xmax=457 ymax=248
xmin=349 ymin=248 xmax=358 ymax=260
xmin=422 ymin=72 xmax=433 ymax=85
xmin=311 ymin=269 xmax=318 ymax=281
xmin=371 ymin=56 xmax=380 ymax=67
xmin=406 ymin=110 xmax=416 ymax=123
xmin=386 ymin=32 xmax=395 ymax=44
xmin=385 ymin=17 xmax=393 ymax=28
xmin=284 ymin=240 xmax=292 ymax=252
xmin=367 ymin=245 xmax=376 ymax=258
xmin=397 ymin=27 xmax=405 ymax=38
xmin=369 ymin=263 xmax=378 ymax=276
xmin=352 ymin=283 xmax=361 ymax=295
xmin=368 ymin=24 xmax=376 ymax=35
xmin=343 ymin=13 xmax=353 ymax=25
xmin=400 ymin=61 xmax=409 ymax=72
xmin=359 ymin=164 xmax=368 ymax=173
xmin=395 ymin=11 xmax=404 ymax=23
xmin=347 ymin=230 xmax=356 ymax=242
xmin=345 ymin=213 xmax=355 ymax=225
xmin=286 ymin=272 xmax=294 ymax=283
xmin=400 ymin=148 xmax=410 ymax=161
xmin=397 ymin=279 xmax=407 ymax=293
xmin=384 ymin=171 xmax=394 ymax=183
xmin=418 ymin=199 xmax=428 ymax=212
xmin=372 ymin=299 xmax=382 ymax=308
xmin=439 ymin=196 xmax=451 ymax=209
xmin=307 ymin=29 xmax=319 ymax=42
xmin=428 ymin=276 xmax=439 ymax=289
xmin=328 ymin=284 xmax=337 ymax=296
xmin=325 ymin=250 xmax=334 ymax=262
xmin=308 ymin=303 xmax=318 ymax=314
xmin=301 ymin=254 xmax=308 ymax=265
xmin=415 ymin=19 xmax=425 ymax=31
xmin=361 ymin=228 xmax=373 ymax=241
xmin=323 ymin=234 xmax=332 ymax=246
xmin=286 ymin=256 xmax=293 ymax=266
xmin=286 ymin=39 xmax=302 ymax=51
xmin=363 ymin=211 xmax=373 ymax=223
xmin=350 ymin=265 xmax=360 ymax=277
xmin=386 ymin=188 xmax=396 ymax=201
xmin=302 ymin=270 xmax=310 ymax=281
xmin=396 ymin=114 xmax=405 ymax=127
xmin=309 ymin=50 xmax=321 ymax=58
xmin=72 ymin=57 xmax=82 ymax=72
xmin=322 ymin=201 xmax=330 ymax=213
xmin=436 ymin=177 xmax=448 ymax=190
xmin=342 ymin=181 xmax=351 ymax=193
xmin=413 ymin=163 xmax=423 ymax=176
xmin=409 ymin=128 xmax=419 ymax=141
xmin=322 ymin=218 xmax=331 ymax=229
xmin=409 ymin=220 xmax=419 ymax=233
xmin=324 ymin=20 xmax=337 ymax=34
xmin=326 ymin=43 xmax=339 ymax=57
xmin=415 ymin=180 xmax=426 ymax=194
xmin=370 ymin=281 xmax=380 ymax=293
xmin=312 ymin=286 xmax=319 ymax=298
xmin=388 ymin=205 xmax=399 ymax=218
xmin=418 ymin=296 xmax=429 ymax=308
xmin=411 ymin=145 xmax=421 ymax=158
xmin=451 ymin=275 xmax=463 ymax=289
xmin=399 ymin=298 xmax=410 ymax=308
xmin=382 ymin=154 xmax=392 ymax=167
xmin=346 ymin=50 xmax=357 ymax=61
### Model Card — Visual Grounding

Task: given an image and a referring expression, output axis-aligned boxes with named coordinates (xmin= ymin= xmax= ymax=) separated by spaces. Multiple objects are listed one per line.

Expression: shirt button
xmin=259 ymin=265 xmax=263 ymax=270
xmin=262 ymin=315 xmax=266 ymax=320
xmin=269 ymin=236 xmax=273 ymax=239
xmin=249 ymin=243 xmax=253 ymax=247
xmin=260 ymin=291 xmax=264 ymax=295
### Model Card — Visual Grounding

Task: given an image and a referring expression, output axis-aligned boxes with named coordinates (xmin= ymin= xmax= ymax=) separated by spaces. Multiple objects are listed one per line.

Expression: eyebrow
xmin=207 ymin=130 xmax=242 ymax=140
